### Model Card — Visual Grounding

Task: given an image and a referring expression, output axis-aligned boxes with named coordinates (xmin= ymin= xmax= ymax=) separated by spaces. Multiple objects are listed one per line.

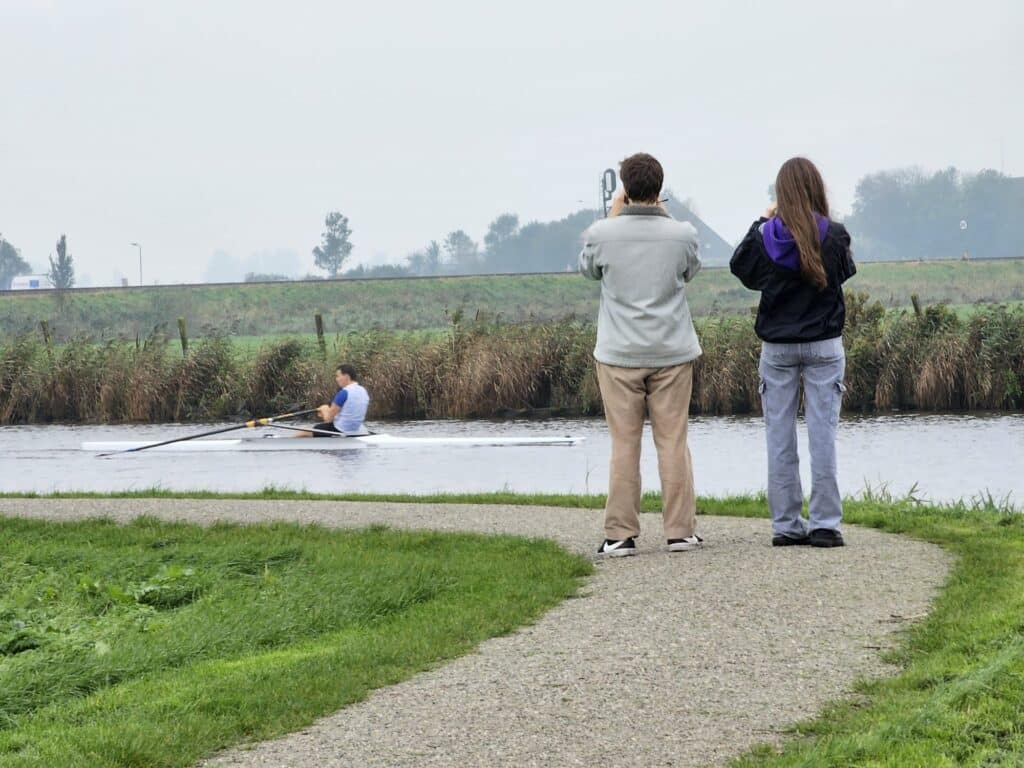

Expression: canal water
xmin=2 ymin=414 xmax=1021 ymax=505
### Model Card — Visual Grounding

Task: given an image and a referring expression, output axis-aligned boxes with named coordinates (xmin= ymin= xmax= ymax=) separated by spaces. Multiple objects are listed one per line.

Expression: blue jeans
xmin=758 ymin=337 xmax=846 ymax=538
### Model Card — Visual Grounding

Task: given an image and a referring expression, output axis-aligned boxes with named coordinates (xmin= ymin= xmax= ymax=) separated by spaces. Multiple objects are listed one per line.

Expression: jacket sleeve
xmin=683 ymin=226 xmax=702 ymax=283
xmin=835 ymin=224 xmax=857 ymax=284
xmin=730 ymin=219 xmax=771 ymax=291
xmin=578 ymin=228 xmax=603 ymax=281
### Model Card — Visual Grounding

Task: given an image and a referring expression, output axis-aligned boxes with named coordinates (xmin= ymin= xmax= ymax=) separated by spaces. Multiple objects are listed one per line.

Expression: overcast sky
xmin=2 ymin=0 xmax=1021 ymax=284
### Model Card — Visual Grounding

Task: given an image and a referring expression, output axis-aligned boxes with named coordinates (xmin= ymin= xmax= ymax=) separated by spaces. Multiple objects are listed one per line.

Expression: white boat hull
xmin=81 ymin=433 xmax=584 ymax=453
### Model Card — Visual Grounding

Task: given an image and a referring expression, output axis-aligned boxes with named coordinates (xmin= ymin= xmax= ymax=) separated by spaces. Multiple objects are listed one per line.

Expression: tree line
xmin=285 ymin=208 xmax=598 ymax=283
xmin=294 ymin=166 xmax=1021 ymax=283
xmin=4 ymin=165 xmax=1020 ymax=289
xmin=845 ymin=168 xmax=1024 ymax=261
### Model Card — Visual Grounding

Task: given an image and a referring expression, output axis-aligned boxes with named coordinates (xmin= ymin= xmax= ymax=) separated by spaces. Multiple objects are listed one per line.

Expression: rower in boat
xmin=299 ymin=363 xmax=370 ymax=438
xmin=84 ymin=364 xmax=585 ymax=453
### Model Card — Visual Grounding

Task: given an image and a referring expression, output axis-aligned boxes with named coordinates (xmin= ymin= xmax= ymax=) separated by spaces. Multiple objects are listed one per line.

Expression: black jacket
xmin=730 ymin=218 xmax=856 ymax=343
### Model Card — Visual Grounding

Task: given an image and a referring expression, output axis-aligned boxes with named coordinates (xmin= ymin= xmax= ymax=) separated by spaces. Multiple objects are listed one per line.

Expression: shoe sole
xmin=809 ymin=530 xmax=845 ymax=547
xmin=772 ymin=538 xmax=811 ymax=547
xmin=667 ymin=542 xmax=702 ymax=552
xmin=600 ymin=547 xmax=637 ymax=557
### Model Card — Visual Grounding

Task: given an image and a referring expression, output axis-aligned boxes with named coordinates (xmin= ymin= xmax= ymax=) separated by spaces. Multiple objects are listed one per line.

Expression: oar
xmin=268 ymin=423 xmax=348 ymax=437
xmin=98 ymin=408 xmax=319 ymax=457
xmin=266 ymin=423 xmax=375 ymax=437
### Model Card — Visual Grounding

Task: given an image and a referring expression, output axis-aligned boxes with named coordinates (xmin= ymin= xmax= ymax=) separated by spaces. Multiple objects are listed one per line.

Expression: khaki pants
xmin=596 ymin=361 xmax=697 ymax=541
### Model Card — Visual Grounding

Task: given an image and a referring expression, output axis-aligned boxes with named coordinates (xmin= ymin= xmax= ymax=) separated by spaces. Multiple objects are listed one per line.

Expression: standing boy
xmin=580 ymin=153 xmax=703 ymax=556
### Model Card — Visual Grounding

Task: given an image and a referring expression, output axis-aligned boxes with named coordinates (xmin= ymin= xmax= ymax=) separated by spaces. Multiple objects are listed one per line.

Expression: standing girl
xmin=730 ymin=157 xmax=856 ymax=547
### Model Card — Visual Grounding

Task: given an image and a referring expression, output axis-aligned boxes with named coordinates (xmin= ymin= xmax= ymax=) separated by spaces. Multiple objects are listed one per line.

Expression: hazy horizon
xmin=2 ymin=0 xmax=1021 ymax=285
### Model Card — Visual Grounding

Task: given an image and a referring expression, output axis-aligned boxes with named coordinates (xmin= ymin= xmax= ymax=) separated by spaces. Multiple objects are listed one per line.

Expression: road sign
xmin=601 ymin=169 xmax=616 ymax=218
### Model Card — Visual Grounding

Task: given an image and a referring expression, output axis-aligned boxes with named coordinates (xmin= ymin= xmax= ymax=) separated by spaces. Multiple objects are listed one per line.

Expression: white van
xmin=9 ymin=275 xmax=54 ymax=290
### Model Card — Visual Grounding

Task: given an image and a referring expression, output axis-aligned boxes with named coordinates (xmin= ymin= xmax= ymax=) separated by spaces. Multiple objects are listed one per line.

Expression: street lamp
xmin=130 ymin=242 xmax=142 ymax=285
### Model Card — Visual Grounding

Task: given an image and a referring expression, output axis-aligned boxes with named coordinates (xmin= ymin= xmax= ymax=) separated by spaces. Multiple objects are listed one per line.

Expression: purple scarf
xmin=760 ymin=213 xmax=829 ymax=271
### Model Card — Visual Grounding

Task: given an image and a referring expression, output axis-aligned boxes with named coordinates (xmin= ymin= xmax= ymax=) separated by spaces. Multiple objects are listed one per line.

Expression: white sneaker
xmin=667 ymin=535 xmax=703 ymax=552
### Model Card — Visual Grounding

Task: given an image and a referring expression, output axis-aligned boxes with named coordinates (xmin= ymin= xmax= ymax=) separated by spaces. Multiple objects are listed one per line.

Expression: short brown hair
xmin=336 ymin=363 xmax=358 ymax=380
xmin=620 ymin=153 xmax=663 ymax=203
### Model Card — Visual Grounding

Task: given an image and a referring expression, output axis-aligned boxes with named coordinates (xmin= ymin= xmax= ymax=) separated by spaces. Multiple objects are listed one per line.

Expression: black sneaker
xmin=772 ymin=534 xmax=811 ymax=547
xmin=810 ymin=529 xmax=845 ymax=548
xmin=597 ymin=538 xmax=637 ymax=557
xmin=667 ymin=535 xmax=703 ymax=552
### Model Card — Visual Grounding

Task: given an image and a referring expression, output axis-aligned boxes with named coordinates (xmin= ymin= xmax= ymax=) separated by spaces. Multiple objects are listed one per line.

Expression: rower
xmin=302 ymin=363 xmax=370 ymax=437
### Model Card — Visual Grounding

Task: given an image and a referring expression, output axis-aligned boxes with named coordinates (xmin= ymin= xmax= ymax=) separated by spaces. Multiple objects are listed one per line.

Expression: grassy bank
xmin=3 ymin=489 xmax=1021 ymax=766
xmin=3 ymin=259 xmax=1023 ymax=340
xmin=2 ymin=295 xmax=1022 ymax=424
xmin=0 ymin=515 xmax=589 ymax=767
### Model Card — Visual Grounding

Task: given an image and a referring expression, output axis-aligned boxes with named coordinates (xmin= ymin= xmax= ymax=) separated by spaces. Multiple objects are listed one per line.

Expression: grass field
xmin=0 ymin=515 xmax=588 ymax=767
xmin=3 ymin=259 xmax=1023 ymax=340
xmin=1 ymin=489 xmax=1022 ymax=766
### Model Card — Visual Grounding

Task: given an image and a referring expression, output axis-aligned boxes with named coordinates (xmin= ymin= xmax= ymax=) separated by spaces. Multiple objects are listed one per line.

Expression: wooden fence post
xmin=314 ymin=313 xmax=326 ymax=361
xmin=39 ymin=320 xmax=51 ymax=347
xmin=177 ymin=317 xmax=189 ymax=356
xmin=911 ymin=294 xmax=922 ymax=319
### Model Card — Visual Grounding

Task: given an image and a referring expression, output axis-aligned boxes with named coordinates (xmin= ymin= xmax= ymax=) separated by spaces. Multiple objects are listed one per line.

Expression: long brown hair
xmin=775 ymin=157 xmax=830 ymax=290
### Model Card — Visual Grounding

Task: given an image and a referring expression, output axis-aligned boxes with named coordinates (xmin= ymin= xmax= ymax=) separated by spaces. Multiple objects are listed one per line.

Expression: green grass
xmin=0 ymin=515 xmax=589 ymax=767
xmin=4 ymin=488 xmax=1023 ymax=765
xmin=5 ymin=260 xmax=1024 ymax=340
xmin=949 ymin=299 xmax=1024 ymax=320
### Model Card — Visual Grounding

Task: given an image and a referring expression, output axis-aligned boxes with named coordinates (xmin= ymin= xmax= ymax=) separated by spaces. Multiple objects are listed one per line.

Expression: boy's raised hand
xmin=608 ymin=190 xmax=627 ymax=218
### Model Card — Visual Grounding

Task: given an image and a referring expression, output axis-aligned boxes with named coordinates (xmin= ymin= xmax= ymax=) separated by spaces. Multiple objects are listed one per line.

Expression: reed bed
xmin=1 ymin=295 xmax=1021 ymax=424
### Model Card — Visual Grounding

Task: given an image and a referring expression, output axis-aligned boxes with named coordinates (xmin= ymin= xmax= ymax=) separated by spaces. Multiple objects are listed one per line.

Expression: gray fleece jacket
xmin=579 ymin=205 xmax=702 ymax=368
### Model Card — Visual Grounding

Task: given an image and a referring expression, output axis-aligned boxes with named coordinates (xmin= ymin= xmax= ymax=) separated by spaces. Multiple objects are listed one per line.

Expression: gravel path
xmin=0 ymin=498 xmax=951 ymax=768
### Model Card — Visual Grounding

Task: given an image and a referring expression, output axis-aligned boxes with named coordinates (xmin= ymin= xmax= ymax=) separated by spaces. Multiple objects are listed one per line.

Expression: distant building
xmin=10 ymin=274 xmax=54 ymax=291
xmin=664 ymin=200 xmax=735 ymax=266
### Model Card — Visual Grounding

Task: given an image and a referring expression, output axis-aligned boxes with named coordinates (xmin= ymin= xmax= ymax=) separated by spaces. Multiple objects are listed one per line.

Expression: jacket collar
xmin=620 ymin=204 xmax=670 ymax=218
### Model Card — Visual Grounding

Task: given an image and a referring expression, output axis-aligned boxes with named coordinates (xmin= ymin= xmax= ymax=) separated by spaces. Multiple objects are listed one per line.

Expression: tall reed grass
xmin=2 ymin=295 xmax=1021 ymax=424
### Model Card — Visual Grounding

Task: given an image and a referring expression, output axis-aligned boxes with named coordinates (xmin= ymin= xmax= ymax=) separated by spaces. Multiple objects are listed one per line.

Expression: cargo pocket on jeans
xmin=830 ymin=380 xmax=846 ymax=426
